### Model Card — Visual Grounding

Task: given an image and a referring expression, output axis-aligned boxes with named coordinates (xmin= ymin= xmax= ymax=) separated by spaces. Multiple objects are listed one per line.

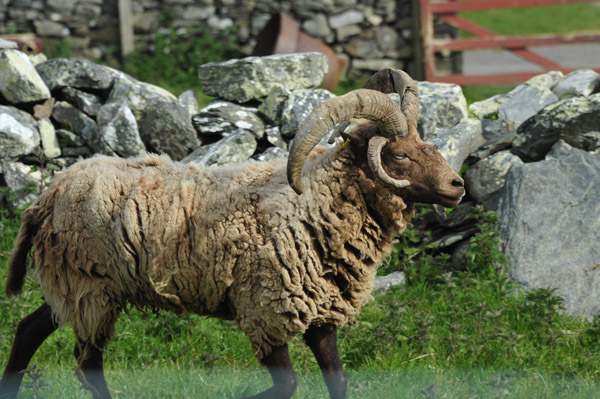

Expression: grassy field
xmin=2 ymin=207 xmax=600 ymax=398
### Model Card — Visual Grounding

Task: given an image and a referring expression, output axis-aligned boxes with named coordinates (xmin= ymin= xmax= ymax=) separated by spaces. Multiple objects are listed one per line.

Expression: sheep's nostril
xmin=452 ymin=177 xmax=464 ymax=188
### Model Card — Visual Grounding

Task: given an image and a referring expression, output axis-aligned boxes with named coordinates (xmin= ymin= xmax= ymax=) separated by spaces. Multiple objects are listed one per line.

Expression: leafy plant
xmin=123 ymin=15 xmax=242 ymax=96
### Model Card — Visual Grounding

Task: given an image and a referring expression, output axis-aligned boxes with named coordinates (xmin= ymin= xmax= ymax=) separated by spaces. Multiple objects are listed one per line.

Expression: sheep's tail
xmin=6 ymin=211 xmax=38 ymax=296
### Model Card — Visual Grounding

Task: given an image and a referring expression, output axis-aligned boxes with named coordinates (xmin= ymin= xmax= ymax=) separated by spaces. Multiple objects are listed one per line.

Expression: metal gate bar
xmin=419 ymin=0 xmax=600 ymax=85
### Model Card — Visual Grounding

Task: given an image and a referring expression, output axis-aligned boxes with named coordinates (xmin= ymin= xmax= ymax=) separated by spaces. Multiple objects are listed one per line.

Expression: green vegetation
xmin=2 ymin=205 xmax=600 ymax=398
xmin=460 ymin=3 xmax=600 ymax=36
xmin=122 ymin=20 xmax=240 ymax=101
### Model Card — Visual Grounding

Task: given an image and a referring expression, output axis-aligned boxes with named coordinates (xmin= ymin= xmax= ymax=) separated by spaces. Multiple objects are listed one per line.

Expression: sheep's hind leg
xmin=304 ymin=324 xmax=347 ymax=399
xmin=0 ymin=302 xmax=57 ymax=399
xmin=74 ymin=337 xmax=111 ymax=399
xmin=240 ymin=343 xmax=297 ymax=399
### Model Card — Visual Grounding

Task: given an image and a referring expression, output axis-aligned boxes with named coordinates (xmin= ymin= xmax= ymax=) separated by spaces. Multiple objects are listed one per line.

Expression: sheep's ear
xmin=340 ymin=120 xmax=378 ymax=148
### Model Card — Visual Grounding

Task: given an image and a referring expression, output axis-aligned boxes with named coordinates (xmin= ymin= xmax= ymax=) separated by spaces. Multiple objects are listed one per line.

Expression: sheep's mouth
xmin=439 ymin=191 xmax=465 ymax=206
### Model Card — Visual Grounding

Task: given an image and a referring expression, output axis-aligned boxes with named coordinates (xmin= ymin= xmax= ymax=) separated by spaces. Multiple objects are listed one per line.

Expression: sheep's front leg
xmin=240 ymin=343 xmax=297 ymax=399
xmin=304 ymin=324 xmax=347 ymax=399
xmin=74 ymin=338 xmax=111 ymax=399
xmin=0 ymin=303 xmax=57 ymax=399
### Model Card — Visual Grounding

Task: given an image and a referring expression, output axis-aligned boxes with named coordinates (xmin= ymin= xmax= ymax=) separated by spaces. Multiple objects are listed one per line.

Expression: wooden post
xmin=411 ymin=0 xmax=425 ymax=80
xmin=118 ymin=0 xmax=135 ymax=59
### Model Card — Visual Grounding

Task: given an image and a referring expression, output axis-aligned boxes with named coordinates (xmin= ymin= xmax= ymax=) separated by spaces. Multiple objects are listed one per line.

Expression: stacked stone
xmin=0 ymin=0 xmax=417 ymax=80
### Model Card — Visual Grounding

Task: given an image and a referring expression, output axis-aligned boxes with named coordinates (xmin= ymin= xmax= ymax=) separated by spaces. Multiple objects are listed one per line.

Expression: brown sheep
xmin=1 ymin=69 xmax=464 ymax=399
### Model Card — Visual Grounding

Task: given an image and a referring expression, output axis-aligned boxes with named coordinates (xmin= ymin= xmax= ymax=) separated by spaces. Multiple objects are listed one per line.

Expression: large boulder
xmin=464 ymin=150 xmax=522 ymax=211
xmin=280 ymin=89 xmax=334 ymax=137
xmin=36 ymin=57 xmax=119 ymax=91
xmin=415 ymin=81 xmax=467 ymax=138
xmin=426 ymin=118 xmax=484 ymax=173
xmin=138 ymin=100 xmax=200 ymax=161
xmin=192 ymin=100 xmax=264 ymax=139
xmin=552 ymin=69 xmax=600 ymax=99
xmin=497 ymin=143 xmax=600 ymax=317
xmin=0 ymin=105 xmax=41 ymax=159
xmin=97 ymin=102 xmax=146 ymax=158
xmin=52 ymin=101 xmax=114 ymax=155
xmin=498 ymin=84 xmax=559 ymax=129
xmin=512 ymin=93 xmax=600 ymax=161
xmin=0 ymin=49 xmax=51 ymax=104
xmin=183 ymin=130 xmax=257 ymax=166
xmin=198 ymin=52 xmax=328 ymax=103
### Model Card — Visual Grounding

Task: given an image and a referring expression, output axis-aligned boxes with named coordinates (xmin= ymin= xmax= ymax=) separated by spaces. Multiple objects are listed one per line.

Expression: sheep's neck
xmin=302 ymin=146 xmax=411 ymax=276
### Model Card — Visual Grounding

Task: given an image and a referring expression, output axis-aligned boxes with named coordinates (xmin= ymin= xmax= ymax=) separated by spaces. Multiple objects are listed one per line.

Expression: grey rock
xmin=192 ymin=100 xmax=264 ymax=139
xmin=465 ymin=150 xmax=523 ymax=211
xmin=38 ymin=118 xmax=61 ymax=159
xmin=47 ymin=0 xmax=77 ymax=13
xmin=0 ymin=105 xmax=40 ymax=159
xmin=302 ymin=14 xmax=333 ymax=41
xmin=498 ymin=84 xmax=559 ymax=129
xmin=280 ymin=89 xmax=334 ymax=137
xmin=183 ymin=130 xmax=257 ymax=166
xmin=265 ymin=126 xmax=287 ymax=150
xmin=107 ymin=73 xmax=178 ymax=120
xmin=56 ymin=129 xmax=85 ymax=147
xmin=442 ymin=202 xmax=477 ymax=229
xmin=0 ymin=39 xmax=18 ymax=49
xmin=427 ymin=118 xmax=484 ymax=173
xmin=415 ymin=81 xmax=468 ymax=138
xmin=33 ymin=20 xmax=70 ymax=37
xmin=468 ymin=94 xmax=509 ymax=119
xmin=471 ymin=119 xmax=516 ymax=159
xmin=52 ymin=101 xmax=114 ymax=155
xmin=61 ymin=147 xmax=91 ymax=157
xmin=1 ymin=161 xmax=43 ymax=207
xmin=427 ymin=227 xmax=480 ymax=249
xmin=138 ymin=100 xmax=200 ymax=160
xmin=525 ymin=70 xmax=563 ymax=90
xmin=352 ymin=58 xmax=403 ymax=72
xmin=329 ymin=9 xmax=364 ymax=29
xmin=336 ymin=24 xmax=362 ymax=41
xmin=375 ymin=26 xmax=401 ymax=57
xmin=36 ymin=58 xmax=119 ymax=91
xmin=345 ymin=39 xmax=383 ymax=59
xmin=97 ymin=102 xmax=146 ymax=157
xmin=373 ymin=271 xmax=406 ymax=294
xmin=546 ymin=139 xmax=574 ymax=160
xmin=497 ymin=146 xmax=600 ymax=317
xmin=178 ymin=89 xmax=199 ymax=117
xmin=61 ymin=87 xmax=102 ymax=116
xmin=512 ymin=93 xmax=600 ymax=161
xmin=552 ymin=69 xmax=600 ymax=99
xmin=258 ymin=86 xmax=291 ymax=125
xmin=198 ymin=53 xmax=328 ymax=103
xmin=0 ymin=49 xmax=51 ymax=104
xmin=255 ymin=146 xmax=288 ymax=162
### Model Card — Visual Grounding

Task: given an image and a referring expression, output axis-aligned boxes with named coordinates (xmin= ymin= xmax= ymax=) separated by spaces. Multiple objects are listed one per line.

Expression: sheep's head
xmin=287 ymin=69 xmax=465 ymax=208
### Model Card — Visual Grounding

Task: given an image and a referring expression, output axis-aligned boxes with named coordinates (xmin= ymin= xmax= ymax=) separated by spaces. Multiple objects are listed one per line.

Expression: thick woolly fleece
xmin=13 ymin=143 xmax=412 ymax=360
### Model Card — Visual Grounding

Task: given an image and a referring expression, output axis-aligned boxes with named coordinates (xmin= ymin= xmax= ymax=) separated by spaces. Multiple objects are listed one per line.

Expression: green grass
xmin=2 ymin=206 xmax=600 ymax=398
xmin=460 ymin=3 xmax=600 ymax=36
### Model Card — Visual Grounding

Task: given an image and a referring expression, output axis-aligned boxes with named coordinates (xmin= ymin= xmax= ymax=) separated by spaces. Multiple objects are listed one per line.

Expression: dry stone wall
xmin=0 ymin=0 xmax=419 ymax=79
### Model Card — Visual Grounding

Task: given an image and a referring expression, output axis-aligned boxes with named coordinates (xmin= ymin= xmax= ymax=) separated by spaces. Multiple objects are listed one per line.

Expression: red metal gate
xmin=418 ymin=0 xmax=600 ymax=85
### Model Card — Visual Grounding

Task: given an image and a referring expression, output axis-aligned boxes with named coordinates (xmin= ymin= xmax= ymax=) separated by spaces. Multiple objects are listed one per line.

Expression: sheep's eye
xmin=395 ymin=153 xmax=405 ymax=160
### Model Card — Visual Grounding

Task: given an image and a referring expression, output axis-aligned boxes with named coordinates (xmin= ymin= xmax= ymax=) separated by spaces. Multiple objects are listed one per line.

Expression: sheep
xmin=0 ymin=69 xmax=465 ymax=399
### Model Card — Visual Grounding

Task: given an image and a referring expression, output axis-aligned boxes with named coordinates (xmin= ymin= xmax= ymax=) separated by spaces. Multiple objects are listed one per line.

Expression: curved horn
xmin=363 ymin=68 xmax=420 ymax=125
xmin=287 ymin=89 xmax=408 ymax=195
xmin=367 ymin=136 xmax=410 ymax=189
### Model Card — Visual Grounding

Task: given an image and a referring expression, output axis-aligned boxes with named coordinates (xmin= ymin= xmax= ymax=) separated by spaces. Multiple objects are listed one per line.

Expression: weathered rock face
xmin=552 ymin=69 xmax=600 ymax=99
xmin=497 ymin=144 xmax=600 ymax=317
xmin=280 ymin=89 xmax=334 ymax=137
xmin=138 ymin=100 xmax=200 ymax=161
xmin=512 ymin=93 xmax=600 ymax=161
xmin=416 ymin=81 xmax=468 ymax=138
xmin=192 ymin=100 xmax=265 ymax=139
xmin=183 ymin=131 xmax=257 ymax=166
xmin=97 ymin=102 xmax=146 ymax=158
xmin=464 ymin=150 xmax=522 ymax=211
xmin=427 ymin=118 xmax=484 ymax=173
xmin=198 ymin=53 xmax=328 ymax=103
xmin=0 ymin=49 xmax=50 ymax=103
xmin=0 ymin=105 xmax=40 ymax=159
xmin=36 ymin=57 xmax=118 ymax=91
